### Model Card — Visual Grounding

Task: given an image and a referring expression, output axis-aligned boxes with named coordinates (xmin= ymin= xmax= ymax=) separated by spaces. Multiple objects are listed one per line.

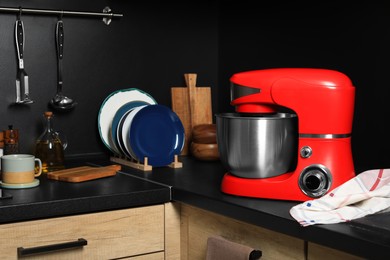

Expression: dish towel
xmin=290 ymin=169 xmax=390 ymax=227
xmin=206 ymin=235 xmax=262 ymax=260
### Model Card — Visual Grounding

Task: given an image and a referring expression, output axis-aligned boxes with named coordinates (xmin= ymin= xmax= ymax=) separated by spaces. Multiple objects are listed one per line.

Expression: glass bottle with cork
xmin=4 ymin=125 xmax=19 ymax=155
xmin=34 ymin=111 xmax=67 ymax=173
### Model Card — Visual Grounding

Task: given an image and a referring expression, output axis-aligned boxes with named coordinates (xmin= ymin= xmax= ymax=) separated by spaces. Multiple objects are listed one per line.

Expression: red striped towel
xmin=290 ymin=169 xmax=390 ymax=226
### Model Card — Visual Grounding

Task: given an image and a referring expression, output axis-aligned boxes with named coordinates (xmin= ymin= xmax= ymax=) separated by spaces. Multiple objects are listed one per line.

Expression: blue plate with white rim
xmin=129 ymin=104 xmax=185 ymax=167
xmin=111 ymin=101 xmax=150 ymax=156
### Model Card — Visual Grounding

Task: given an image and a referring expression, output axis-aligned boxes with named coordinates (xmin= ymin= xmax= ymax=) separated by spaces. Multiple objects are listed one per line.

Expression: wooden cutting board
xmin=47 ymin=165 xmax=121 ymax=182
xmin=171 ymin=73 xmax=212 ymax=155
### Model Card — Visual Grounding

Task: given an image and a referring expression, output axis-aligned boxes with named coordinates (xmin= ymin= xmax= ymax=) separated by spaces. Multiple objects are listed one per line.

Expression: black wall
xmin=0 ymin=1 xmax=219 ymax=159
xmin=1 ymin=1 xmax=389 ymax=173
xmin=218 ymin=2 xmax=390 ymax=173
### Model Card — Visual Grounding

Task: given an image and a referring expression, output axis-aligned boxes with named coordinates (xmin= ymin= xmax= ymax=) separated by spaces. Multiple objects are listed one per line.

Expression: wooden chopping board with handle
xmin=47 ymin=165 xmax=121 ymax=182
xmin=171 ymin=73 xmax=212 ymax=155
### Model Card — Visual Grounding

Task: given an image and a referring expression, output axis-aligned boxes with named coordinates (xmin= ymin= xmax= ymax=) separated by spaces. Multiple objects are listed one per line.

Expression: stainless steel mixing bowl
xmin=216 ymin=112 xmax=298 ymax=178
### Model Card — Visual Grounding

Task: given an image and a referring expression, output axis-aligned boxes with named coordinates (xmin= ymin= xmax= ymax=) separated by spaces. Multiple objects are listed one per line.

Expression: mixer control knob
xmin=298 ymin=164 xmax=332 ymax=198
xmin=300 ymin=146 xmax=312 ymax=158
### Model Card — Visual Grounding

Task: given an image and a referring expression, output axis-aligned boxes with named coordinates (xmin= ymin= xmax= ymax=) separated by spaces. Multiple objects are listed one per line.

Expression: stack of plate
xmin=98 ymin=88 xmax=185 ymax=167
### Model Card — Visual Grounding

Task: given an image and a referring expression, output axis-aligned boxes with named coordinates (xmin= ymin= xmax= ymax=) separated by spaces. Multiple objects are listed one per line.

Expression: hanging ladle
xmin=50 ymin=16 xmax=77 ymax=111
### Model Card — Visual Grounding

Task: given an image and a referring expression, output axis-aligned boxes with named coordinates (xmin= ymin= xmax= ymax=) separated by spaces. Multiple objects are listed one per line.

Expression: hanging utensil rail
xmin=0 ymin=6 xmax=122 ymax=25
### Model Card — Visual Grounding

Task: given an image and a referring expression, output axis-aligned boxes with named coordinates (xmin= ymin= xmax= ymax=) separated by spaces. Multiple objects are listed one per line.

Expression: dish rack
xmin=110 ymin=154 xmax=183 ymax=171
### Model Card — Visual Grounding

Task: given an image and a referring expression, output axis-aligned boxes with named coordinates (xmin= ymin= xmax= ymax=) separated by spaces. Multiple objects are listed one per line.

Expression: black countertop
xmin=119 ymin=156 xmax=390 ymax=260
xmin=0 ymin=161 xmax=171 ymax=224
xmin=0 ymin=156 xmax=389 ymax=259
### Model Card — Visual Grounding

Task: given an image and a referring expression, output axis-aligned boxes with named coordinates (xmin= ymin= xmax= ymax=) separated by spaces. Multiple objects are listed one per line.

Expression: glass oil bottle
xmin=34 ymin=111 xmax=67 ymax=173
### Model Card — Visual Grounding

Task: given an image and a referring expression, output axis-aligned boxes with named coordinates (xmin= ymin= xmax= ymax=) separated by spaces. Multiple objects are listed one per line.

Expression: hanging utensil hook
xmin=17 ymin=6 xmax=22 ymax=20
xmin=59 ymin=9 xmax=64 ymax=21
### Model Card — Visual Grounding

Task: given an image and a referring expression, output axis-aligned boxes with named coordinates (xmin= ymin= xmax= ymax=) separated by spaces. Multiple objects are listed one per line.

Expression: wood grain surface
xmin=46 ymin=165 xmax=121 ymax=182
xmin=171 ymin=73 xmax=212 ymax=155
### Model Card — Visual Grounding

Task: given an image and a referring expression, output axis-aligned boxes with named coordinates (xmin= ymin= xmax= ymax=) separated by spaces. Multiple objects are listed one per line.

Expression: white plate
xmin=120 ymin=105 xmax=147 ymax=160
xmin=97 ymin=88 xmax=157 ymax=155
xmin=111 ymin=101 xmax=150 ymax=156
xmin=116 ymin=109 xmax=133 ymax=158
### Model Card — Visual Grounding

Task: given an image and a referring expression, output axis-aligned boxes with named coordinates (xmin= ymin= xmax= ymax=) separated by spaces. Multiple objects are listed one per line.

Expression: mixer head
xmin=230 ymin=68 xmax=355 ymax=135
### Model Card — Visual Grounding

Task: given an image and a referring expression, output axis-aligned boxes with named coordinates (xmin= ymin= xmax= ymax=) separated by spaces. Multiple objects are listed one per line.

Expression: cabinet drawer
xmin=0 ymin=205 xmax=164 ymax=259
xmin=122 ymin=251 xmax=165 ymax=259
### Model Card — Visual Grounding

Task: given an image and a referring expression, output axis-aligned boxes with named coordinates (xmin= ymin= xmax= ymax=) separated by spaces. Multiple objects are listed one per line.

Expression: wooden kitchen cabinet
xmin=179 ymin=203 xmax=365 ymax=260
xmin=179 ymin=203 xmax=305 ymax=260
xmin=0 ymin=203 xmax=181 ymax=260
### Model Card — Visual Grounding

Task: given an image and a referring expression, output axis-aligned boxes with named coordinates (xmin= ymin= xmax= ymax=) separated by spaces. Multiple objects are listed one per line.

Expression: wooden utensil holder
xmin=110 ymin=154 xmax=182 ymax=171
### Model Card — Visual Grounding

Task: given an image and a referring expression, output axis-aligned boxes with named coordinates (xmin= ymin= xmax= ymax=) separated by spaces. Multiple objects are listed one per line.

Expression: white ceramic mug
xmin=1 ymin=154 xmax=42 ymax=184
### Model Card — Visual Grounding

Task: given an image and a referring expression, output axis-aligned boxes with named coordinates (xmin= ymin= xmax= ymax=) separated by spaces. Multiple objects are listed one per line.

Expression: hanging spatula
xmin=15 ymin=12 xmax=33 ymax=104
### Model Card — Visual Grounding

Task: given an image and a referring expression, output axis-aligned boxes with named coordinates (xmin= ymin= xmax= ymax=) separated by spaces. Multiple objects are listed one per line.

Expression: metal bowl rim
xmin=215 ymin=112 xmax=297 ymax=120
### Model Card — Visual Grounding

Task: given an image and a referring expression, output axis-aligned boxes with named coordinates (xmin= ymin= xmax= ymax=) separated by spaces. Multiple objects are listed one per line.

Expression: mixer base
xmin=221 ymin=172 xmax=312 ymax=201
xmin=220 ymin=170 xmax=353 ymax=202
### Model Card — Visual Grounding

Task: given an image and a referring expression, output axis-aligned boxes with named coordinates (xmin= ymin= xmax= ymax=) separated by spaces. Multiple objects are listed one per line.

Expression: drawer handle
xmin=17 ymin=238 xmax=87 ymax=257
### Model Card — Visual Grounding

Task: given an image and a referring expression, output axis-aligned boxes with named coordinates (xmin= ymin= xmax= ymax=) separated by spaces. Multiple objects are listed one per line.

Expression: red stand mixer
xmin=216 ymin=68 xmax=356 ymax=201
